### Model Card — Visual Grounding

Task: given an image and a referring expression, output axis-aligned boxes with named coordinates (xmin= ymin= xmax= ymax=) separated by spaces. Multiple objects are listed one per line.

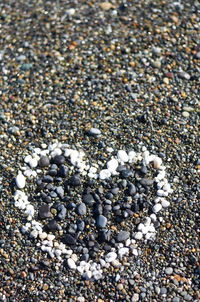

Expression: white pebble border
xmin=13 ymin=141 xmax=173 ymax=280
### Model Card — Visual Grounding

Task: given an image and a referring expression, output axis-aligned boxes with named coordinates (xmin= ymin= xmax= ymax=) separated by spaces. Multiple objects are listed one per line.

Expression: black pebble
xmin=82 ymin=193 xmax=94 ymax=206
xmin=38 ymin=204 xmax=51 ymax=219
xmin=63 ymin=234 xmax=76 ymax=245
xmin=46 ymin=219 xmax=61 ymax=232
xmin=38 ymin=156 xmax=50 ymax=167
xmin=58 ymin=165 xmax=69 ymax=177
xmin=69 ymin=175 xmax=82 ymax=186
xmin=52 ymin=155 xmax=65 ymax=165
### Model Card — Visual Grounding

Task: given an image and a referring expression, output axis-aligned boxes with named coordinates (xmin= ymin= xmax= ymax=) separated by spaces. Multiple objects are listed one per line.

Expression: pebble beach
xmin=0 ymin=0 xmax=200 ymax=301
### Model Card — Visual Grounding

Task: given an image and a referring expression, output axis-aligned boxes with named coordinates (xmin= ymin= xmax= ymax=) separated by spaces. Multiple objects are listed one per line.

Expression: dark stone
xmin=38 ymin=204 xmax=51 ymax=219
xmin=48 ymin=169 xmax=57 ymax=176
xmin=38 ymin=156 xmax=50 ymax=168
xmin=42 ymin=175 xmax=53 ymax=183
xmin=56 ymin=186 xmax=64 ymax=198
xmin=52 ymin=155 xmax=65 ymax=165
xmin=46 ymin=219 xmax=61 ymax=232
xmin=117 ymin=165 xmax=127 ymax=172
xmin=50 ymin=191 xmax=57 ymax=198
xmin=96 ymin=215 xmax=107 ymax=228
xmin=69 ymin=175 xmax=81 ymax=186
xmin=58 ymin=165 xmax=68 ymax=177
xmin=128 ymin=183 xmax=136 ymax=195
xmin=41 ymin=193 xmax=52 ymax=204
xmin=140 ymin=178 xmax=154 ymax=186
xmin=121 ymin=169 xmax=134 ymax=178
xmin=116 ymin=231 xmax=130 ymax=242
xmin=57 ymin=204 xmax=67 ymax=220
xmin=98 ymin=230 xmax=111 ymax=242
xmin=76 ymin=203 xmax=87 ymax=215
xmin=82 ymin=194 xmax=94 ymax=206
xmin=77 ymin=220 xmax=85 ymax=231
xmin=63 ymin=234 xmax=76 ymax=245
xmin=111 ymin=187 xmax=119 ymax=195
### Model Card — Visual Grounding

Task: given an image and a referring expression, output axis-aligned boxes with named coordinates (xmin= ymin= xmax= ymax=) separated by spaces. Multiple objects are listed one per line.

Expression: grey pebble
xmin=116 ymin=231 xmax=130 ymax=242
xmin=96 ymin=215 xmax=107 ymax=228
xmin=87 ymin=127 xmax=101 ymax=136
xmin=76 ymin=203 xmax=87 ymax=215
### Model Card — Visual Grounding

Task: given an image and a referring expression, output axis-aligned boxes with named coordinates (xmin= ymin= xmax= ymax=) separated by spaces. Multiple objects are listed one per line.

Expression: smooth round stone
xmin=52 ymin=155 xmax=65 ymax=165
xmin=38 ymin=204 xmax=51 ymax=219
xmin=99 ymin=169 xmax=111 ymax=180
xmin=77 ymin=203 xmax=87 ymax=215
xmin=117 ymin=150 xmax=129 ymax=162
xmin=69 ymin=175 xmax=81 ymax=186
xmin=182 ymin=111 xmax=190 ymax=117
xmin=152 ymin=203 xmax=162 ymax=213
xmin=87 ymin=127 xmax=101 ymax=136
xmin=105 ymin=251 xmax=117 ymax=263
xmin=38 ymin=156 xmax=50 ymax=167
xmin=15 ymin=172 xmax=26 ymax=189
xmin=161 ymin=199 xmax=170 ymax=208
xmin=178 ymin=71 xmax=190 ymax=80
xmin=131 ymin=293 xmax=139 ymax=302
xmin=67 ymin=258 xmax=76 ymax=270
xmin=42 ymin=175 xmax=53 ymax=183
xmin=63 ymin=234 xmax=76 ymax=245
xmin=116 ymin=231 xmax=130 ymax=242
xmin=128 ymin=183 xmax=136 ymax=195
xmin=160 ymin=287 xmax=167 ymax=295
xmin=96 ymin=215 xmax=107 ymax=228
xmin=165 ymin=267 xmax=173 ymax=275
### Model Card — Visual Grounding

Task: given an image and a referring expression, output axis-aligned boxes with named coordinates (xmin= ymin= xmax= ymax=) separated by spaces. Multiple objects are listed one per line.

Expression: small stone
xmin=46 ymin=219 xmax=61 ymax=232
xmin=96 ymin=215 xmax=107 ymax=228
xmin=52 ymin=155 xmax=65 ymax=165
xmin=117 ymin=150 xmax=129 ymax=162
xmin=132 ymin=293 xmax=139 ymax=302
xmin=38 ymin=156 xmax=50 ymax=167
xmin=100 ymin=2 xmax=113 ymax=10
xmin=140 ymin=178 xmax=154 ymax=186
xmin=82 ymin=194 xmax=94 ymax=206
xmin=99 ymin=169 xmax=111 ymax=180
xmin=56 ymin=186 xmax=64 ymax=198
xmin=178 ymin=71 xmax=190 ymax=80
xmin=39 ymin=204 xmax=51 ymax=219
xmin=58 ymin=165 xmax=68 ymax=177
xmin=63 ymin=234 xmax=76 ymax=245
xmin=152 ymin=59 xmax=162 ymax=68
xmin=77 ymin=203 xmax=87 ymax=215
xmin=67 ymin=258 xmax=76 ymax=270
xmin=87 ymin=128 xmax=101 ymax=136
xmin=165 ymin=267 xmax=173 ymax=275
xmin=15 ymin=172 xmax=26 ymax=189
xmin=42 ymin=175 xmax=53 ymax=183
xmin=105 ymin=251 xmax=117 ymax=263
xmin=182 ymin=111 xmax=190 ymax=117
xmin=152 ymin=203 xmax=162 ymax=213
xmin=116 ymin=231 xmax=130 ymax=242
xmin=69 ymin=175 xmax=81 ymax=186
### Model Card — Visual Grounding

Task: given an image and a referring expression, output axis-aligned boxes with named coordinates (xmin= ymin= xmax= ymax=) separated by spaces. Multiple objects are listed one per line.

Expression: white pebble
xmin=30 ymin=229 xmax=38 ymax=238
xmin=105 ymin=251 xmax=117 ymax=263
xmin=67 ymin=258 xmax=76 ymax=270
xmin=117 ymin=150 xmax=129 ymax=162
xmin=107 ymin=158 xmax=118 ymax=173
xmin=25 ymin=204 xmax=34 ymax=217
xmin=15 ymin=172 xmax=26 ymax=189
xmin=71 ymin=253 xmax=78 ymax=263
xmin=150 ymin=213 xmax=157 ymax=222
xmin=47 ymin=234 xmax=55 ymax=241
xmin=118 ymin=247 xmax=129 ymax=258
xmin=24 ymin=155 xmax=32 ymax=163
xmin=99 ymin=169 xmax=111 ymax=180
xmin=153 ymin=157 xmax=162 ymax=169
xmin=131 ymin=248 xmax=138 ymax=256
xmin=39 ymin=232 xmax=47 ymax=240
xmin=134 ymin=231 xmax=143 ymax=240
xmin=152 ymin=203 xmax=162 ymax=213
xmin=29 ymin=158 xmax=38 ymax=168
xmin=161 ymin=199 xmax=170 ymax=208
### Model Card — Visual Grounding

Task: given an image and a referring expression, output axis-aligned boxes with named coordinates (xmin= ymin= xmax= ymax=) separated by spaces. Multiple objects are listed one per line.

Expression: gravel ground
xmin=0 ymin=0 xmax=200 ymax=301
